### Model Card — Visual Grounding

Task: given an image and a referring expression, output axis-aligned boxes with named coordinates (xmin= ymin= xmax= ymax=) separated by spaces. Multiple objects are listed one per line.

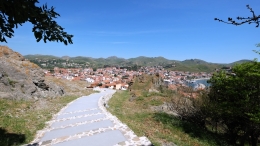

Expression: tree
xmin=215 ymin=5 xmax=260 ymax=27
xmin=0 ymin=0 xmax=73 ymax=45
xmin=206 ymin=61 xmax=260 ymax=146
xmin=210 ymin=5 xmax=260 ymax=145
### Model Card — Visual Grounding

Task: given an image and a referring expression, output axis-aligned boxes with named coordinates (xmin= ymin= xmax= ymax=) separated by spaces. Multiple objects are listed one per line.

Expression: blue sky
xmin=2 ymin=0 xmax=260 ymax=63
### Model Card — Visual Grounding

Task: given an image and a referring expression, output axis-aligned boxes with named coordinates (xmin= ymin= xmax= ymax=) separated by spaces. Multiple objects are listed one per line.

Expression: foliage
xmin=215 ymin=5 xmax=260 ymax=27
xmin=205 ymin=61 xmax=260 ymax=145
xmin=0 ymin=0 xmax=73 ymax=45
xmin=108 ymin=90 xmax=229 ymax=146
xmin=7 ymin=78 xmax=17 ymax=87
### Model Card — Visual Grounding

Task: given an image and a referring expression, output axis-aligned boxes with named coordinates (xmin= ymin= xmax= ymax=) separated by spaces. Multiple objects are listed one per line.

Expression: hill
xmin=24 ymin=54 xmax=251 ymax=73
xmin=229 ymin=59 xmax=253 ymax=65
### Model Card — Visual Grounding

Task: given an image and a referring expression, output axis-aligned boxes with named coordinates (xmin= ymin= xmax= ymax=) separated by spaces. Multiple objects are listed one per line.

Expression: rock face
xmin=0 ymin=46 xmax=64 ymax=99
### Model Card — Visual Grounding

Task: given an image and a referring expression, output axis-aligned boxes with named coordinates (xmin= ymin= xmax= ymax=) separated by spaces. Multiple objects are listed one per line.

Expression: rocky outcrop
xmin=0 ymin=46 xmax=64 ymax=99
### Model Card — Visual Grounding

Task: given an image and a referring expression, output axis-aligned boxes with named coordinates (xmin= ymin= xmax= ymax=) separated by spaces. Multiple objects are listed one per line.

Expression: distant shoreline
xmin=192 ymin=78 xmax=210 ymax=81
xmin=186 ymin=78 xmax=210 ymax=81
xmin=185 ymin=78 xmax=211 ymax=88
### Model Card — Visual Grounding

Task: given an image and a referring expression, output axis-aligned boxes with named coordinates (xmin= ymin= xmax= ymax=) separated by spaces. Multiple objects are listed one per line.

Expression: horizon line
xmin=23 ymin=54 xmax=251 ymax=64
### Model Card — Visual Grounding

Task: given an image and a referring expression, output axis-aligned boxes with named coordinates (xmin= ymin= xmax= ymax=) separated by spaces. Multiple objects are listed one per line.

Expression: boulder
xmin=0 ymin=46 xmax=65 ymax=100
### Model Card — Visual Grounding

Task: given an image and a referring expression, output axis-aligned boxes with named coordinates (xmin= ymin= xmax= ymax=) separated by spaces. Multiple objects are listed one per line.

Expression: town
xmin=43 ymin=66 xmax=212 ymax=91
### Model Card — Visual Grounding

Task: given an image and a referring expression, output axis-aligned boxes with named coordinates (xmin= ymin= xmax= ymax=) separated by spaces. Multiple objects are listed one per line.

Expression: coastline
xmin=185 ymin=78 xmax=211 ymax=88
xmin=187 ymin=78 xmax=210 ymax=81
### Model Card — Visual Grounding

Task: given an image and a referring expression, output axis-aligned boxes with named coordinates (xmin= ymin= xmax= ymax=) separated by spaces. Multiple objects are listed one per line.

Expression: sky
xmin=2 ymin=0 xmax=260 ymax=63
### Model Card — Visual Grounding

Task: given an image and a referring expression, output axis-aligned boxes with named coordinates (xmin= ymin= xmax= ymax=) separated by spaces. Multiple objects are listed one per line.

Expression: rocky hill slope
xmin=0 ymin=46 xmax=64 ymax=99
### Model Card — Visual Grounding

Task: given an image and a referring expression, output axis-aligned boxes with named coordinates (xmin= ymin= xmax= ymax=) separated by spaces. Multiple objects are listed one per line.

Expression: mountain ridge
xmin=24 ymin=54 xmax=250 ymax=64
xmin=24 ymin=54 xmax=251 ymax=72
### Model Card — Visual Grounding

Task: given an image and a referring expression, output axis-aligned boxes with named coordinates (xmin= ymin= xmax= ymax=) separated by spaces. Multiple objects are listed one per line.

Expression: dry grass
xmin=21 ymin=61 xmax=39 ymax=68
xmin=45 ymin=76 xmax=92 ymax=96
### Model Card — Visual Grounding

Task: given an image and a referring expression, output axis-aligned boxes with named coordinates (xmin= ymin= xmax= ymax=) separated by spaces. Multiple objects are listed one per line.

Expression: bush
xmin=204 ymin=61 xmax=260 ymax=146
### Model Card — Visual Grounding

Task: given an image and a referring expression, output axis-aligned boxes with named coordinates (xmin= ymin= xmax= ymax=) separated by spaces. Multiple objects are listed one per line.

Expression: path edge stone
xmin=97 ymin=89 xmax=152 ymax=146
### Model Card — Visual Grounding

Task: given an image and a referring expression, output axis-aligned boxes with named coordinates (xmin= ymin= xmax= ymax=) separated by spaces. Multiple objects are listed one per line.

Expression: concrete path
xmin=27 ymin=89 xmax=152 ymax=146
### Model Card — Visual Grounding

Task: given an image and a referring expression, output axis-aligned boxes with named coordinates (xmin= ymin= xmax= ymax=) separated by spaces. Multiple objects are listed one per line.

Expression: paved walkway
xmin=27 ymin=89 xmax=152 ymax=146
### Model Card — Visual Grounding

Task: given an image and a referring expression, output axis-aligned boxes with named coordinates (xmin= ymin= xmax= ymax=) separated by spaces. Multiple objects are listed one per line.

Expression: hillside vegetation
xmin=24 ymin=55 xmax=250 ymax=73
xmin=108 ymin=74 xmax=229 ymax=146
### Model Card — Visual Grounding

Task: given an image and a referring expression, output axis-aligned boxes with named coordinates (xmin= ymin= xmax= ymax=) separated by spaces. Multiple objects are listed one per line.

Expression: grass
xmin=0 ymin=76 xmax=93 ymax=146
xmin=108 ymin=90 xmax=229 ymax=146
xmin=0 ymin=96 xmax=81 ymax=146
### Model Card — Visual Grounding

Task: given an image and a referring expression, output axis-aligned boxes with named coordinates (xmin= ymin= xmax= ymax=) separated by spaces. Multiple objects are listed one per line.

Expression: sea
xmin=185 ymin=78 xmax=210 ymax=89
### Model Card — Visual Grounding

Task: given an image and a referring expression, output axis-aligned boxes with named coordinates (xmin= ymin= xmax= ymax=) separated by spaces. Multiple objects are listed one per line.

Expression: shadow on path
xmin=0 ymin=128 xmax=26 ymax=146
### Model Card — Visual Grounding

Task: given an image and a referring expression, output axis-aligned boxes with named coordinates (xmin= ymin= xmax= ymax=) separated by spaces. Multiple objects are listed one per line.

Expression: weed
xmin=7 ymin=78 xmax=17 ymax=87
xmin=136 ymin=96 xmax=144 ymax=101
xmin=149 ymin=100 xmax=163 ymax=106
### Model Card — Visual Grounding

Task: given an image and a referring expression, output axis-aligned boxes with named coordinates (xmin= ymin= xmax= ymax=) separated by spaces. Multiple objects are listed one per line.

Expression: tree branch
xmin=215 ymin=5 xmax=260 ymax=27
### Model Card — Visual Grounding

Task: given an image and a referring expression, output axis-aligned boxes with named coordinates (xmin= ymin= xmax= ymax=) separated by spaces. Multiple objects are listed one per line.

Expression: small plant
xmin=136 ymin=96 xmax=144 ymax=101
xmin=7 ymin=78 xmax=17 ymax=87
xmin=149 ymin=99 xmax=163 ymax=106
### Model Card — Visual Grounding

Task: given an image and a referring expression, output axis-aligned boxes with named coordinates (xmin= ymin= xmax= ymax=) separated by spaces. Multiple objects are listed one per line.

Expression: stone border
xmin=28 ymin=95 xmax=94 ymax=144
xmin=26 ymin=90 xmax=152 ymax=146
xmin=98 ymin=89 xmax=152 ymax=146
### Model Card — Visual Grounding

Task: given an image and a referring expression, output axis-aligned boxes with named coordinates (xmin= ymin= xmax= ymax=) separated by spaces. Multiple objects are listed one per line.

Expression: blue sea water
xmin=185 ymin=78 xmax=210 ymax=89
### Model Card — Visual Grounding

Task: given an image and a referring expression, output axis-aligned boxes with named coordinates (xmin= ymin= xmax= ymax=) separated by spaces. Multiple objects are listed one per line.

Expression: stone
xmin=56 ymin=136 xmax=69 ymax=142
xmin=0 ymin=92 xmax=12 ymax=98
xmin=149 ymin=88 xmax=159 ymax=93
xmin=41 ymin=140 xmax=52 ymax=145
xmin=133 ymin=137 xmax=140 ymax=141
xmin=26 ymin=143 xmax=39 ymax=146
xmin=33 ymin=96 xmax=38 ymax=100
xmin=0 ymin=46 xmax=65 ymax=100
xmin=129 ymin=93 xmax=137 ymax=102
xmin=161 ymin=142 xmax=177 ymax=146
xmin=117 ymin=141 xmax=126 ymax=145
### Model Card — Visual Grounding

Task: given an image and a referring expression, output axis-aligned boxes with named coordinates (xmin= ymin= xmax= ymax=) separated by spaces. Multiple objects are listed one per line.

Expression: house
xmin=164 ymin=79 xmax=171 ymax=86
xmin=85 ymin=78 xmax=94 ymax=83
xmin=115 ymin=83 xmax=121 ymax=90
xmin=89 ymin=82 xmax=100 ymax=88
xmin=63 ymin=76 xmax=74 ymax=81
xmin=104 ymin=83 xmax=116 ymax=89
xmin=120 ymin=83 xmax=128 ymax=90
